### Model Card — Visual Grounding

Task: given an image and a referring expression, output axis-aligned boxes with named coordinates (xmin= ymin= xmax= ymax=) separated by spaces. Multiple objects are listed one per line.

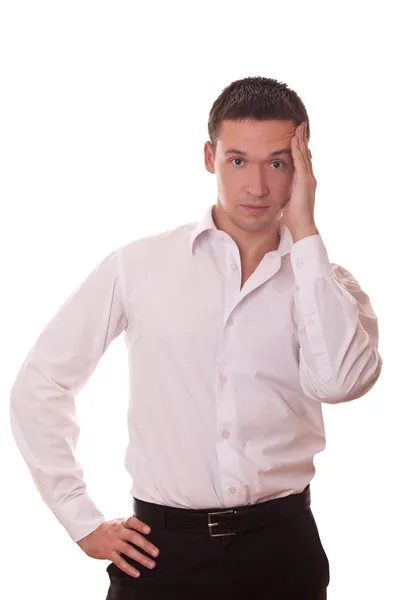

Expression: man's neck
xmin=212 ymin=204 xmax=282 ymax=264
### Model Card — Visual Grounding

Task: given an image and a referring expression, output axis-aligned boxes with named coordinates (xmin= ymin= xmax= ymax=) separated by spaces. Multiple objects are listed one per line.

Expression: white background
xmin=1 ymin=1 xmax=397 ymax=598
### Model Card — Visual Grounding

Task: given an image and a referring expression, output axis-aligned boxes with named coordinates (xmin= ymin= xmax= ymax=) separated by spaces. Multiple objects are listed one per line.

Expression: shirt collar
xmin=189 ymin=204 xmax=293 ymax=257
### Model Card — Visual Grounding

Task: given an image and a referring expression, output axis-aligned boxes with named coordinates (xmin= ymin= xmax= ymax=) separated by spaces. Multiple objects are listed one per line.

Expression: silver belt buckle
xmin=208 ymin=509 xmax=237 ymax=537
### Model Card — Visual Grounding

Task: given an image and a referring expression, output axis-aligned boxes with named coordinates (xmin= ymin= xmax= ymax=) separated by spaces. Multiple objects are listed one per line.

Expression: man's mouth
xmin=241 ymin=205 xmax=271 ymax=214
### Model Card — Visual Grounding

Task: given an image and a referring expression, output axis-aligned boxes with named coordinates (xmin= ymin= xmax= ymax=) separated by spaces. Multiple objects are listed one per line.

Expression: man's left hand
xmin=283 ymin=122 xmax=319 ymax=243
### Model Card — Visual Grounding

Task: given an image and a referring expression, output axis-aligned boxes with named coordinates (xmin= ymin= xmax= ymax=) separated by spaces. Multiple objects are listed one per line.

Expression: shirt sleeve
xmin=290 ymin=234 xmax=383 ymax=404
xmin=9 ymin=248 xmax=129 ymax=543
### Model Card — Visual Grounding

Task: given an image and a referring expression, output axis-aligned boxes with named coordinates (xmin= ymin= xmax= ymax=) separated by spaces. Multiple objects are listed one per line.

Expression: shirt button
xmin=296 ymin=260 xmax=304 ymax=268
xmin=228 ymin=487 xmax=236 ymax=494
xmin=220 ymin=234 xmax=225 ymax=241
xmin=308 ymin=317 xmax=315 ymax=324
xmin=220 ymin=374 xmax=228 ymax=384
xmin=227 ymin=317 xmax=234 ymax=327
xmin=222 ymin=430 xmax=230 ymax=439
xmin=230 ymin=263 xmax=238 ymax=272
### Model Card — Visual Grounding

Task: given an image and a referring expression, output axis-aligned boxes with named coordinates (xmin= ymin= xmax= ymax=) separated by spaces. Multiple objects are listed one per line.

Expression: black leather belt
xmin=133 ymin=485 xmax=311 ymax=537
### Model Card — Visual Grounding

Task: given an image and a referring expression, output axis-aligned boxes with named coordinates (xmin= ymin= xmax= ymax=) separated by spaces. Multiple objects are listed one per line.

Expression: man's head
xmin=204 ymin=76 xmax=310 ymax=237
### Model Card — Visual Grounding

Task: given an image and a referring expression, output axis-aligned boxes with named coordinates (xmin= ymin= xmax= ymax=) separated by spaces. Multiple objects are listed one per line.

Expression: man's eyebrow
xmin=224 ymin=148 xmax=292 ymax=158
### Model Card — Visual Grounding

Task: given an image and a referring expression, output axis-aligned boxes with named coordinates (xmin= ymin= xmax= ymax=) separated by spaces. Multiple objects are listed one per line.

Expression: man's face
xmin=204 ymin=118 xmax=297 ymax=233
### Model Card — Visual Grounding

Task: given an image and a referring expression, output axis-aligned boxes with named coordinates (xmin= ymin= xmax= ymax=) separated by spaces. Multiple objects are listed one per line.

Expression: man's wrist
xmin=291 ymin=225 xmax=319 ymax=243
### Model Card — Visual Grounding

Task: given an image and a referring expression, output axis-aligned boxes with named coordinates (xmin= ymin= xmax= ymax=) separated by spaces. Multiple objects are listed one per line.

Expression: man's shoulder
xmin=116 ymin=219 xmax=197 ymax=259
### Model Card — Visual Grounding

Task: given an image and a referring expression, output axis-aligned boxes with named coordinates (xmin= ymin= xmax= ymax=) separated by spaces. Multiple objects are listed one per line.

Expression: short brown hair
xmin=208 ymin=76 xmax=310 ymax=156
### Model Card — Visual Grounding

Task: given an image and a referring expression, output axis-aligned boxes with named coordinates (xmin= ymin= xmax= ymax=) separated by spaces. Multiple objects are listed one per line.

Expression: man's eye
xmin=229 ymin=158 xmax=245 ymax=167
xmin=229 ymin=158 xmax=287 ymax=169
xmin=270 ymin=160 xmax=286 ymax=169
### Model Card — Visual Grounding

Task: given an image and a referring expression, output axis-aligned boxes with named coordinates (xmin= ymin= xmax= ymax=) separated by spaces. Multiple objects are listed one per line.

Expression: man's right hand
xmin=76 ymin=517 xmax=160 ymax=578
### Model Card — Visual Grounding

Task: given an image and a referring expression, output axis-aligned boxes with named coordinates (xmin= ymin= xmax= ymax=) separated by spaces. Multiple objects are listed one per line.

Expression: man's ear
xmin=204 ymin=141 xmax=216 ymax=174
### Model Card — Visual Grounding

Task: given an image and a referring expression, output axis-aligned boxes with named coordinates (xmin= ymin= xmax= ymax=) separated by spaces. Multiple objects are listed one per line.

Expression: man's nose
xmin=247 ymin=167 xmax=270 ymax=197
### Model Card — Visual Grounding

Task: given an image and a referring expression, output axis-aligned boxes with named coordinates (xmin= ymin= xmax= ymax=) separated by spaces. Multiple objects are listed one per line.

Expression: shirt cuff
xmin=290 ymin=234 xmax=335 ymax=284
xmin=52 ymin=492 xmax=107 ymax=543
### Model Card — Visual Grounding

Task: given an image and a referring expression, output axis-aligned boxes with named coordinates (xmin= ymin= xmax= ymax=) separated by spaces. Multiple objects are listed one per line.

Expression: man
xmin=10 ymin=76 xmax=382 ymax=599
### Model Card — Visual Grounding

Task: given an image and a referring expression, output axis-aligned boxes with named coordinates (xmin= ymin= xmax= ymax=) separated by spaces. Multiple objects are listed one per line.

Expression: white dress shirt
xmin=9 ymin=204 xmax=382 ymax=543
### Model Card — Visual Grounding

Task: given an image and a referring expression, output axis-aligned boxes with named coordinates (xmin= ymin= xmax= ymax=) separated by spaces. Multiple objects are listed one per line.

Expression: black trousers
xmin=105 ymin=504 xmax=330 ymax=599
